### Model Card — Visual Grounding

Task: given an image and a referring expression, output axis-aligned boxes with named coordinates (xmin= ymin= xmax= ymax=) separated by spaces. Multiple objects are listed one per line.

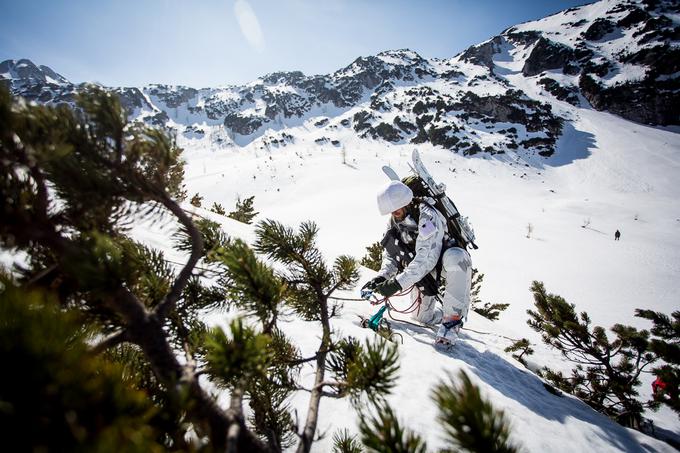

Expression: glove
xmin=374 ymin=277 xmax=401 ymax=298
xmin=361 ymin=276 xmax=386 ymax=291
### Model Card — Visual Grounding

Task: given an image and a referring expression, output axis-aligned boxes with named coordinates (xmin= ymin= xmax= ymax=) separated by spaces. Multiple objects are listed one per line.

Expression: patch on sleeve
xmin=419 ymin=219 xmax=436 ymax=240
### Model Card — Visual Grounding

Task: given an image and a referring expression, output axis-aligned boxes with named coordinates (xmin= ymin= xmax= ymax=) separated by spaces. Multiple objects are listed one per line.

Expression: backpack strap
xmin=405 ymin=201 xmax=420 ymax=224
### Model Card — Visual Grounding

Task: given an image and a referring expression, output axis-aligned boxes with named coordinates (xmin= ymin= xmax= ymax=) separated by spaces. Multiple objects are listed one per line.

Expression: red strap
xmin=378 ymin=285 xmax=422 ymax=314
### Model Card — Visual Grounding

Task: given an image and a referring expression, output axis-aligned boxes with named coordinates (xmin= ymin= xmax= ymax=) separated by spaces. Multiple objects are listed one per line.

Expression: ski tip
xmin=382 ymin=165 xmax=400 ymax=181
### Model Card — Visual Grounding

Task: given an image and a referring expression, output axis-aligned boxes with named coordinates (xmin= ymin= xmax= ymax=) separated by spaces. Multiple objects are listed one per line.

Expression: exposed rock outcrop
xmin=582 ymin=18 xmax=616 ymax=40
xmin=224 ymin=112 xmax=263 ymax=136
xmin=522 ymin=38 xmax=576 ymax=77
xmin=460 ymin=37 xmax=503 ymax=71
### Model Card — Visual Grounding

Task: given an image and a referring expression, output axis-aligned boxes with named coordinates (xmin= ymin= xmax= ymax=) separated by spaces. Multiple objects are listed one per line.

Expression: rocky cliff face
xmin=2 ymin=0 xmax=677 ymax=158
xmin=504 ymin=0 xmax=679 ymax=126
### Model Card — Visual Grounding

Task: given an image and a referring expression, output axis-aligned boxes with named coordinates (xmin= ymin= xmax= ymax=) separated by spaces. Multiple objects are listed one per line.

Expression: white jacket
xmin=378 ymin=200 xmax=447 ymax=289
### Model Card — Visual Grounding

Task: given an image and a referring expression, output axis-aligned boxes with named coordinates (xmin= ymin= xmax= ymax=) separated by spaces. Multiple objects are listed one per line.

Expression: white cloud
xmin=234 ymin=0 xmax=265 ymax=53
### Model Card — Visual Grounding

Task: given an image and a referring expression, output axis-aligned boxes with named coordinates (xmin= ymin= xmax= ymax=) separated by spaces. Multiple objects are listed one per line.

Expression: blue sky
xmin=0 ymin=0 xmax=587 ymax=87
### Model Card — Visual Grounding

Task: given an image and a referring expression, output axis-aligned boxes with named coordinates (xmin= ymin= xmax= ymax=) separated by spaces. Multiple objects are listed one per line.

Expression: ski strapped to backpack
xmin=383 ymin=149 xmax=478 ymax=251
xmin=409 ymin=149 xmax=477 ymax=250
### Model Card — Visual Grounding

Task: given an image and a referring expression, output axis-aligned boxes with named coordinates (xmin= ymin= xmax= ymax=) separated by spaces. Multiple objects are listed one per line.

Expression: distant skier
xmin=615 ymin=230 xmax=621 ymax=241
xmin=361 ymin=181 xmax=472 ymax=346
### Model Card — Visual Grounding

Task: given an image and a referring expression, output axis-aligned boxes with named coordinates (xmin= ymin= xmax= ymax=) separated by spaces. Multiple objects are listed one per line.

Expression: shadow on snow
xmin=544 ymin=121 xmax=597 ymax=168
xmin=387 ymin=319 xmax=657 ymax=452
xmin=453 ymin=339 xmax=655 ymax=453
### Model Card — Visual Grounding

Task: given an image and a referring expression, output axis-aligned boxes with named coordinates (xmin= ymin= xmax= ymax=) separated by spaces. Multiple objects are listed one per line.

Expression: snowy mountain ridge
xmin=2 ymin=0 xmax=678 ymax=161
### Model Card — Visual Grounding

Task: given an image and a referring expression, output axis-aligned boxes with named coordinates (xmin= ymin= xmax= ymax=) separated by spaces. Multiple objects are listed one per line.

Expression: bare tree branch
xmin=90 ymin=330 xmax=130 ymax=355
xmin=226 ymin=388 xmax=244 ymax=453
xmin=25 ymin=264 xmax=58 ymax=287
xmin=296 ymin=282 xmax=332 ymax=453
xmin=314 ymin=380 xmax=343 ymax=391
xmin=154 ymin=192 xmax=204 ymax=320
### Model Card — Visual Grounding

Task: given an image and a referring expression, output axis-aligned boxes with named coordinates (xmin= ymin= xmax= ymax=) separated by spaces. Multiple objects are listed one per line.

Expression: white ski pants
xmin=442 ymin=247 xmax=472 ymax=320
xmin=411 ymin=247 xmax=472 ymax=324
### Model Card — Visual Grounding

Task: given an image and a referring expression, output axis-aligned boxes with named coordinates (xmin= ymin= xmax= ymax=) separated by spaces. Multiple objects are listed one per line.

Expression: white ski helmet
xmin=377 ymin=181 xmax=413 ymax=215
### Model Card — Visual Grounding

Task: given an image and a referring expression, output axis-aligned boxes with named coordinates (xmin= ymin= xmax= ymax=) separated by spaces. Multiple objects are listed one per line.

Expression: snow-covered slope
xmin=3 ymin=0 xmax=680 ymax=450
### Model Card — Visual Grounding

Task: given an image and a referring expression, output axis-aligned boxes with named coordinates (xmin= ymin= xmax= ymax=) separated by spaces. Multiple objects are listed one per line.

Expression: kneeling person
xmin=362 ymin=181 xmax=472 ymax=345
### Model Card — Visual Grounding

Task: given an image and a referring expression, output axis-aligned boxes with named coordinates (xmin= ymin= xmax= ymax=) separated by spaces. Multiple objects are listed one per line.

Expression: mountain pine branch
xmin=358 ymin=402 xmax=427 ymax=453
xmin=0 ymin=87 xmax=273 ymax=451
xmin=528 ymin=280 xmax=653 ymax=428
xmin=433 ymin=370 xmax=518 ymax=453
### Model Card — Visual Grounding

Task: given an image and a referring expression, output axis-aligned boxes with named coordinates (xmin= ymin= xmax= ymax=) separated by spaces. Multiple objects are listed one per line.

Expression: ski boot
xmin=434 ymin=315 xmax=463 ymax=349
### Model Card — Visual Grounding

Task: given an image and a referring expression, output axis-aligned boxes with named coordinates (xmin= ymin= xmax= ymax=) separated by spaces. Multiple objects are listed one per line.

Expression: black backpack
xmin=401 ymin=174 xmax=471 ymax=250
